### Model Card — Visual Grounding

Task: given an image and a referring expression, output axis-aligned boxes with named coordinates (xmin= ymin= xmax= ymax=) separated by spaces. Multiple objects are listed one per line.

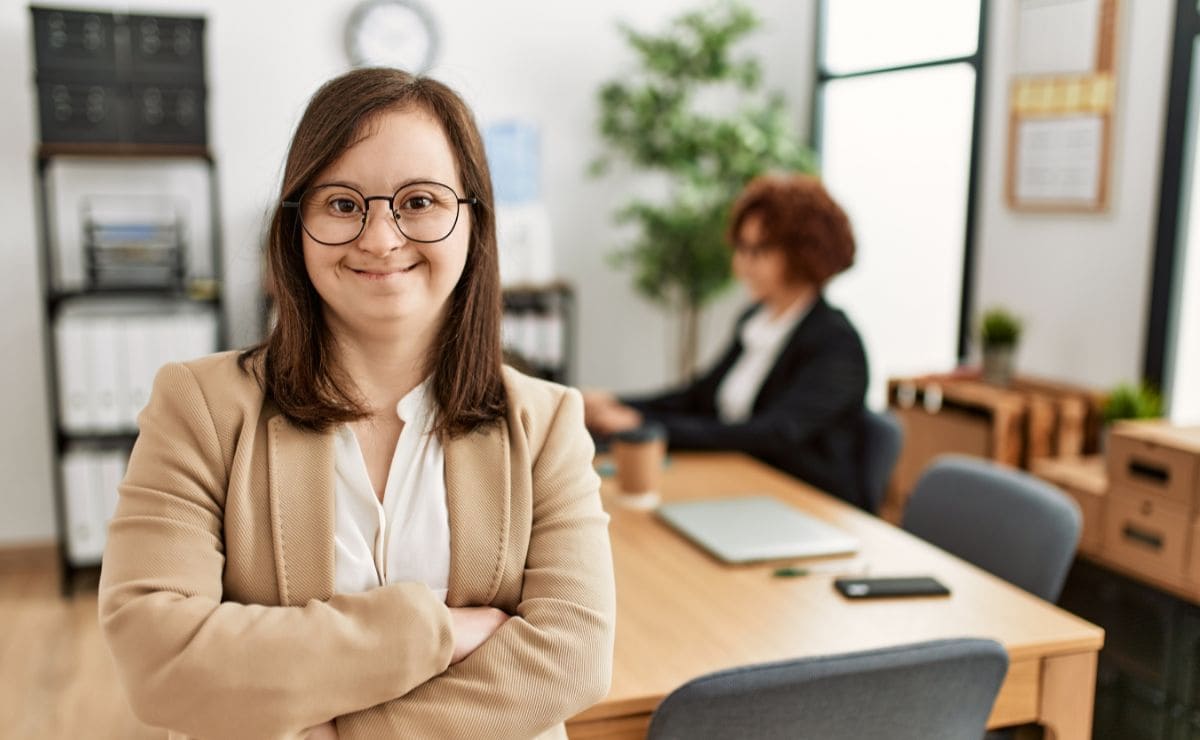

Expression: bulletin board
xmin=1005 ymin=0 xmax=1120 ymax=212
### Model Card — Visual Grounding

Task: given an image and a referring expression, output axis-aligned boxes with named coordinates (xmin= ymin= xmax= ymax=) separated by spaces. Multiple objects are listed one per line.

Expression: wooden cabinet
xmin=1108 ymin=423 xmax=1200 ymax=510
xmin=1034 ymin=426 xmax=1200 ymax=601
xmin=883 ymin=370 xmax=1104 ymax=521
xmin=1103 ymin=495 xmax=1191 ymax=588
xmin=1041 ymin=428 xmax=1200 ymax=739
xmin=1031 ymin=456 xmax=1107 ymax=555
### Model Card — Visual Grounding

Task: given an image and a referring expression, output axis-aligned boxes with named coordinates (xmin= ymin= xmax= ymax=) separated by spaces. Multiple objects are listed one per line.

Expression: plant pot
xmin=982 ymin=343 xmax=1016 ymax=386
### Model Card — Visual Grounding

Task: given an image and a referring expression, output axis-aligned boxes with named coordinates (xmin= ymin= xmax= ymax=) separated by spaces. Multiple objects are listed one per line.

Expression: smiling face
xmin=301 ymin=106 xmax=471 ymax=340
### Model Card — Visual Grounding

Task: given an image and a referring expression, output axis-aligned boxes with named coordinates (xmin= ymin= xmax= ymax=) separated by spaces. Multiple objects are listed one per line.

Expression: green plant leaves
xmin=979 ymin=306 xmax=1023 ymax=346
xmin=1103 ymin=382 xmax=1164 ymax=423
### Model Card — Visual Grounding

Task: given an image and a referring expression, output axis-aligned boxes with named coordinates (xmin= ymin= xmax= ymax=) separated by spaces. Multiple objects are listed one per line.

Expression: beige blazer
xmin=98 ymin=352 xmax=615 ymax=740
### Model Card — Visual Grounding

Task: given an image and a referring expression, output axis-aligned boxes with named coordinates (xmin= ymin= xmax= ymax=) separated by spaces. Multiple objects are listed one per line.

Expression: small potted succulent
xmin=980 ymin=307 xmax=1023 ymax=386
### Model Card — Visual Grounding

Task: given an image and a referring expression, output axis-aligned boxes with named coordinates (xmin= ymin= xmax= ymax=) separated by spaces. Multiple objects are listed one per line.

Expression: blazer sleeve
xmin=334 ymin=388 xmax=617 ymax=740
xmin=649 ymin=327 xmax=867 ymax=455
xmin=98 ymin=363 xmax=455 ymax=740
xmin=620 ymin=313 xmax=747 ymax=416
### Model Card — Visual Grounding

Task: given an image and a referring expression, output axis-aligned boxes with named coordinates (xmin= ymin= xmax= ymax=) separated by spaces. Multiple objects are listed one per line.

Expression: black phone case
xmin=834 ymin=576 xmax=951 ymax=599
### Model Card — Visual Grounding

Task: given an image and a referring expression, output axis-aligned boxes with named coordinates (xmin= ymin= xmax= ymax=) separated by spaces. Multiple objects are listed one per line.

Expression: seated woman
xmin=584 ymin=173 xmax=869 ymax=508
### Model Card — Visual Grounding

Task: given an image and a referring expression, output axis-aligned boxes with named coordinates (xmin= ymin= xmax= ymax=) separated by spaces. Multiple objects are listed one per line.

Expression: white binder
xmin=55 ymin=316 xmax=94 ymax=433
xmin=122 ymin=316 xmax=155 ymax=427
xmin=90 ymin=317 xmax=124 ymax=431
xmin=62 ymin=451 xmax=104 ymax=565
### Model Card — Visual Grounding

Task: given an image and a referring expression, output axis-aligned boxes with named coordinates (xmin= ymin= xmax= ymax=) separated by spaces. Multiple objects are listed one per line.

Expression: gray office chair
xmin=860 ymin=408 xmax=904 ymax=513
xmin=902 ymin=455 xmax=1082 ymax=602
xmin=646 ymin=638 xmax=1009 ymax=740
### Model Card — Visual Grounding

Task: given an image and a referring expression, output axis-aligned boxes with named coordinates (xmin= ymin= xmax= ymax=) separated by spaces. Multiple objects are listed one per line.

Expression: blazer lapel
xmin=755 ymin=297 xmax=824 ymax=411
xmin=267 ymin=415 xmax=336 ymax=606
xmin=443 ymin=420 xmax=511 ymax=608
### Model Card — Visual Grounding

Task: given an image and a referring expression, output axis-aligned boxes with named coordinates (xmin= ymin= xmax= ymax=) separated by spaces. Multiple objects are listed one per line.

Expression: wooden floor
xmin=0 ymin=556 xmax=162 ymax=740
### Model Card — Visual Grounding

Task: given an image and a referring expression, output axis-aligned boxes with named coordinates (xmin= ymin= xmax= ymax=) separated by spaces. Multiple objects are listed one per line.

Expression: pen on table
xmin=773 ymin=566 xmax=809 ymax=577
xmin=773 ymin=558 xmax=869 ymax=578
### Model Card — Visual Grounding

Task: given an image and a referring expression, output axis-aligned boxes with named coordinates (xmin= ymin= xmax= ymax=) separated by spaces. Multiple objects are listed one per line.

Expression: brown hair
xmin=726 ymin=173 xmax=855 ymax=287
xmin=240 ymin=67 xmax=506 ymax=438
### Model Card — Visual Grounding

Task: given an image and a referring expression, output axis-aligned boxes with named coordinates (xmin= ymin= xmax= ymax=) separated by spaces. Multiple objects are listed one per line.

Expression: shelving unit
xmin=501 ymin=281 xmax=574 ymax=385
xmin=30 ymin=6 xmax=221 ymax=593
xmin=34 ymin=148 xmax=226 ymax=594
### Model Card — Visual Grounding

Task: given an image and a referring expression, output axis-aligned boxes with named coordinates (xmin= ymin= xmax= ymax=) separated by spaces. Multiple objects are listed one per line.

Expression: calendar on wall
xmin=1006 ymin=0 xmax=1120 ymax=212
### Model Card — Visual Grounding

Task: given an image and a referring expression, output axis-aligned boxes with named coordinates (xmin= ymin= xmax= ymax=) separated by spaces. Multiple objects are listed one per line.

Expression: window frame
xmin=812 ymin=0 xmax=989 ymax=360
xmin=1145 ymin=0 xmax=1200 ymax=393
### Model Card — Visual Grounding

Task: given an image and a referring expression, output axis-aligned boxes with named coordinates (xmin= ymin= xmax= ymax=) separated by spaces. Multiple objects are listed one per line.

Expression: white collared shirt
xmin=715 ymin=298 xmax=813 ymax=424
xmin=332 ymin=378 xmax=451 ymax=601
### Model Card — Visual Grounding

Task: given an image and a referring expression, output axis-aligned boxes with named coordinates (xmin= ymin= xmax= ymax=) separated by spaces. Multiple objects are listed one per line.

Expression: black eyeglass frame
xmin=282 ymin=180 xmax=479 ymax=246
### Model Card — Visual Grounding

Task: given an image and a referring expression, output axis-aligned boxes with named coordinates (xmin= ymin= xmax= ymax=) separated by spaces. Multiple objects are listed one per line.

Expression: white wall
xmin=972 ymin=0 xmax=1174 ymax=388
xmin=0 ymin=1 xmax=51 ymax=546
xmin=0 ymin=0 xmax=816 ymax=545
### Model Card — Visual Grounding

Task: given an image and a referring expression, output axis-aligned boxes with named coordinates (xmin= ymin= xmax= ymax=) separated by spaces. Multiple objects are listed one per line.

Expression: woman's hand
xmin=581 ymin=390 xmax=618 ymax=427
xmin=591 ymin=404 xmax=643 ymax=436
xmin=448 ymin=606 xmax=510 ymax=664
xmin=303 ymin=720 xmax=338 ymax=740
xmin=582 ymin=390 xmax=643 ymax=435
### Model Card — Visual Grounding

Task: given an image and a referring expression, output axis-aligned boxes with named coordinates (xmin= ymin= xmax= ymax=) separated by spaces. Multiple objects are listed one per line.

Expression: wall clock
xmin=345 ymin=0 xmax=439 ymax=73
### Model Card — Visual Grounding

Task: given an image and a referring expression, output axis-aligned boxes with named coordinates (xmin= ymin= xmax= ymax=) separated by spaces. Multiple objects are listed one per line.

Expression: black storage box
xmin=31 ymin=7 xmax=119 ymax=81
xmin=36 ymin=79 xmax=125 ymax=143
xmin=30 ymin=6 xmax=208 ymax=146
xmin=127 ymin=13 xmax=205 ymax=84
xmin=129 ymin=83 xmax=206 ymax=145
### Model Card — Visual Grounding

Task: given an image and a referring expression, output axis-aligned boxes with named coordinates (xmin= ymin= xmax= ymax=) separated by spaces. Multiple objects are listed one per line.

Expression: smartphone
xmin=833 ymin=576 xmax=951 ymax=599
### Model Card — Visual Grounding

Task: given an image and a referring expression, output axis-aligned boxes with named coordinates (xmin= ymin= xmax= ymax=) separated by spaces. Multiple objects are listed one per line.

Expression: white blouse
xmin=715 ymin=298 xmax=813 ymax=424
xmin=332 ymin=378 xmax=451 ymax=601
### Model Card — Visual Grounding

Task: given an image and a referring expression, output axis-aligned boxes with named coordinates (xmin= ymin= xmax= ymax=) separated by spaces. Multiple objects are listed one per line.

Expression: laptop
xmin=656 ymin=495 xmax=859 ymax=564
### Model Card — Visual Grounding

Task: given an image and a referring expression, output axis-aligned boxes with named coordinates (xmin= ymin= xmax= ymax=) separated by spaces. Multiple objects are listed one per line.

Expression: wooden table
xmin=566 ymin=453 xmax=1105 ymax=740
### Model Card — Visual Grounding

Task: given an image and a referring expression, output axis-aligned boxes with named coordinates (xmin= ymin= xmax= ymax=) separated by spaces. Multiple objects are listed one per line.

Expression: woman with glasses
xmin=99 ymin=68 xmax=615 ymax=740
xmin=584 ymin=174 xmax=870 ymax=509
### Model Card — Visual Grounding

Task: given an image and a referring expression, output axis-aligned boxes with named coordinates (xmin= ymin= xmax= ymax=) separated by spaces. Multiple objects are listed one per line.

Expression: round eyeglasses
xmin=282 ymin=181 xmax=477 ymax=246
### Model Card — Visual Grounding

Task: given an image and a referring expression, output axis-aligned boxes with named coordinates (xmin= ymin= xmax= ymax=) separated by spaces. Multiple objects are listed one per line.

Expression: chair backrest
xmin=646 ymin=638 xmax=1009 ymax=740
xmin=902 ymin=455 xmax=1082 ymax=602
xmin=860 ymin=408 xmax=903 ymax=513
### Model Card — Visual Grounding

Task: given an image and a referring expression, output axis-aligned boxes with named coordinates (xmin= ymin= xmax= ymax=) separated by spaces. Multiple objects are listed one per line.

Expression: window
xmin=815 ymin=0 xmax=986 ymax=407
xmin=1148 ymin=0 xmax=1200 ymax=423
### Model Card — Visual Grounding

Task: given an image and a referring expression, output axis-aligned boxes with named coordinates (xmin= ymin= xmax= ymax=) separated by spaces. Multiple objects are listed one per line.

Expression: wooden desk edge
xmin=570 ymin=696 xmax=658 ymax=725
xmin=569 ymin=636 xmax=1105 ymax=727
xmin=569 ymin=647 xmax=1104 ymax=737
xmin=1005 ymin=631 xmax=1105 ymax=663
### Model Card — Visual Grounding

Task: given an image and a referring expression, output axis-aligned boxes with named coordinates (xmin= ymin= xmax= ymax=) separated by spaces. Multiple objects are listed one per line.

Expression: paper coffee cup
xmin=611 ymin=422 xmax=667 ymax=496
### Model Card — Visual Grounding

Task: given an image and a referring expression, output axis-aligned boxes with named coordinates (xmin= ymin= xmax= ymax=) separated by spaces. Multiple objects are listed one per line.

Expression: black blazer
xmin=622 ymin=296 xmax=869 ymax=508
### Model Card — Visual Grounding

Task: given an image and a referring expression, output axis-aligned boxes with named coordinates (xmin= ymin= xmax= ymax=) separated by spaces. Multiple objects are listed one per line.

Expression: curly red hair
xmin=727 ymin=173 xmax=855 ymax=287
